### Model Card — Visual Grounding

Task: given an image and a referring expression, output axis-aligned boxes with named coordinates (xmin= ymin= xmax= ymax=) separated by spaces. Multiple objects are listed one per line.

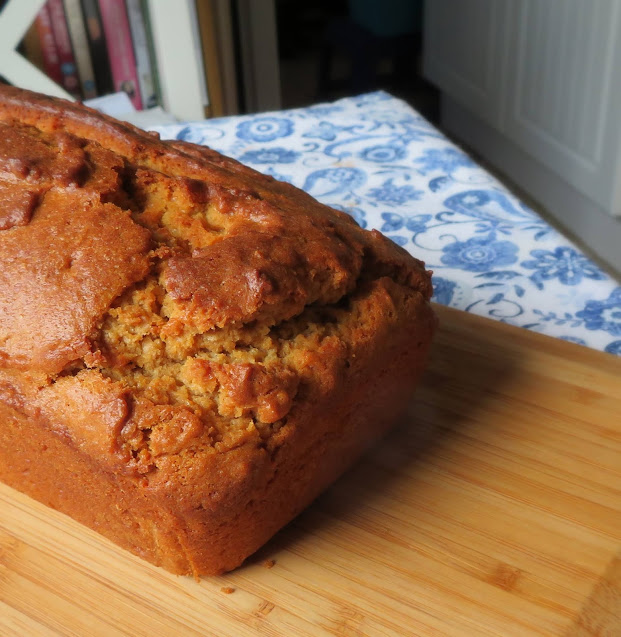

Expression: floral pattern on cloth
xmin=152 ymin=92 xmax=621 ymax=354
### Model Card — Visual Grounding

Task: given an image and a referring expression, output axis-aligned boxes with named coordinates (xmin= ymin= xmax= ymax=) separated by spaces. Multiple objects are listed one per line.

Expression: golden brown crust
xmin=0 ymin=85 xmax=436 ymax=575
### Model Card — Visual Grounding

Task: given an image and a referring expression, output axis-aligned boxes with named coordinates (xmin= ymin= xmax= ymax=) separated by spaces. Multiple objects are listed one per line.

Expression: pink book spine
xmin=46 ymin=0 xmax=82 ymax=98
xmin=34 ymin=5 xmax=63 ymax=86
xmin=97 ymin=0 xmax=143 ymax=109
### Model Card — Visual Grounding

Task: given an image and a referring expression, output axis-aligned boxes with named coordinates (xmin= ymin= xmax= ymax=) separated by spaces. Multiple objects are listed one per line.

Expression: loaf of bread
xmin=0 ymin=86 xmax=436 ymax=576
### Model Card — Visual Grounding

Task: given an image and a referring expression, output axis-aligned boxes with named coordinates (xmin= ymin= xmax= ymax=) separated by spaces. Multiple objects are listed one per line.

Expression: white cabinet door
xmin=424 ymin=0 xmax=621 ymax=218
xmin=423 ymin=0 xmax=511 ymax=128
xmin=502 ymin=0 xmax=621 ymax=216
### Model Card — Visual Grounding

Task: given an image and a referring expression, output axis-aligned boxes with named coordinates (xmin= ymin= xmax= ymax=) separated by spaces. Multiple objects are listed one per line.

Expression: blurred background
xmin=277 ymin=0 xmax=438 ymax=122
xmin=1 ymin=0 xmax=620 ymax=274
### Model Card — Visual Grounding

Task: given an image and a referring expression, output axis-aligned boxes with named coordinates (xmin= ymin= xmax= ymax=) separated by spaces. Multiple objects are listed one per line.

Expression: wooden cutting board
xmin=0 ymin=305 xmax=619 ymax=637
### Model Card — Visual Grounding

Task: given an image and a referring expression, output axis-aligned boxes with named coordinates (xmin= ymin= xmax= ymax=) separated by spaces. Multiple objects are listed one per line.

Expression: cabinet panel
xmin=504 ymin=0 xmax=621 ymax=214
xmin=146 ymin=0 xmax=208 ymax=121
xmin=423 ymin=0 xmax=509 ymax=126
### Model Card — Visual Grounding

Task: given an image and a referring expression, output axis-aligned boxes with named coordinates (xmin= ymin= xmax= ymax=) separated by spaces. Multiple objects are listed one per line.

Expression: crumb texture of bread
xmin=0 ymin=86 xmax=436 ymax=576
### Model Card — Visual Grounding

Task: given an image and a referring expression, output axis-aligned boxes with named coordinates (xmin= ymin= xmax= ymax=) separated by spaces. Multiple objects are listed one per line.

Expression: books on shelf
xmin=34 ymin=4 xmax=64 ymax=88
xmin=19 ymin=0 xmax=161 ymax=110
xmin=81 ymin=0 xmax=114 ymax=96
xmin=47 ymin=0 xmax=81 ymax=99
xmin=126 ymin=0 xmax=157 ymax=109
xmin=64 ymin=0 xmax=97 ymax=99
xmin=98 ymin=0 xmax=142 ymax=110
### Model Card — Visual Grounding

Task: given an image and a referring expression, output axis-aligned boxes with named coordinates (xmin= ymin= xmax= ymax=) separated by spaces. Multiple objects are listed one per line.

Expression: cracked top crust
xmin=0 ymin=86 xmax=434 ymax=492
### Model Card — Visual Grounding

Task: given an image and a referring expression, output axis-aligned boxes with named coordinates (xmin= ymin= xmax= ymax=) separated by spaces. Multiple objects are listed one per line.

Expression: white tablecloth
xmin=152 ymin=92 xmax=621 ymax=355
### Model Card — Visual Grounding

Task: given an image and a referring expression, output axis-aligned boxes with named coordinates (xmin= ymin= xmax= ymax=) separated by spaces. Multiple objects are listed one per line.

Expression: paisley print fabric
xmin=153 ymin=92 xmax=620 ymax=354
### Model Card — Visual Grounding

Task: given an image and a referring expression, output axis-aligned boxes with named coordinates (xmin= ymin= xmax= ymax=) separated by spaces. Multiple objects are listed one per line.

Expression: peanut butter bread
xmin=0 ymin=86 xmax=436 ymax=576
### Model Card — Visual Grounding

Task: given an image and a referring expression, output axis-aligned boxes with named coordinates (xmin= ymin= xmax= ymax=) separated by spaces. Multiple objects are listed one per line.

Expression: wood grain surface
xmin=0 ymin=305 xmax=619 ymax=636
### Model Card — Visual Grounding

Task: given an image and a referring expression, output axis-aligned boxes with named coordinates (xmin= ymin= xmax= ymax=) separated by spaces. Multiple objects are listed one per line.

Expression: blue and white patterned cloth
xmin=152 ymin=92 xmax=621 ymax=355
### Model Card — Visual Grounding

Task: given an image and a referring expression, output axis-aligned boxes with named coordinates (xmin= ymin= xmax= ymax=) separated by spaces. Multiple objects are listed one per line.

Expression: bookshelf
xmin=0 ymin=0 xmax=210 ymax=121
